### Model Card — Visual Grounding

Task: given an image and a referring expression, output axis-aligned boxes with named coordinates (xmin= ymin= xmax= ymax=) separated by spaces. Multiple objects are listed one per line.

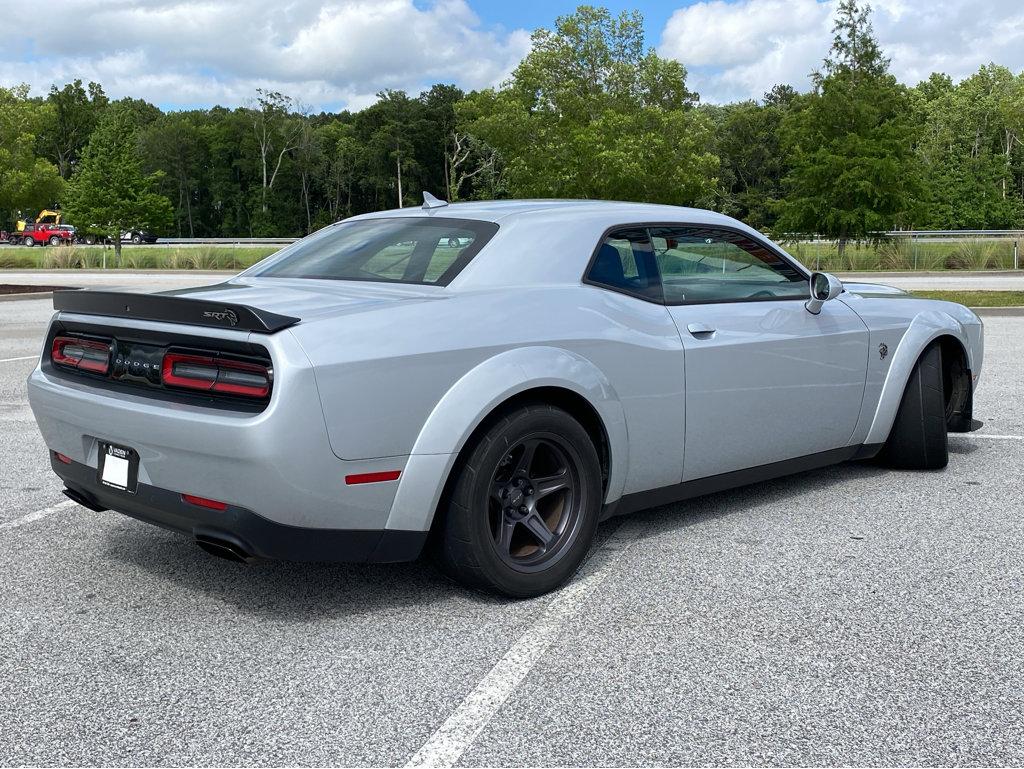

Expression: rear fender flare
xmin=385 ymin=346 xmax=628 ymax=532
xmin=864 ymin=311 xmax=973 ymax=446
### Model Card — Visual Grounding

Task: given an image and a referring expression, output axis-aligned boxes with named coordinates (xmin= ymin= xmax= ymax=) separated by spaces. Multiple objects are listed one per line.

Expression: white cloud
xmin=0 ymin=0 xmax=531 ymax=110
xmin=659 ymin=0 xmax=1024 ymax=103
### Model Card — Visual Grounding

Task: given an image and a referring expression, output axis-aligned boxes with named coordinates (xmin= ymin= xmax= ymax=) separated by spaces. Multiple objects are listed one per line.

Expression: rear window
xmin=251 ymin=217 xmax=498 ymax=286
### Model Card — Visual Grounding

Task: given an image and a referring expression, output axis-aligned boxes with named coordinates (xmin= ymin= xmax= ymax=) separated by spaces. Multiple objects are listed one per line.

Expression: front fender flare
xmin=864 ymin=310 xmax=972 ymax=446
xmin=385 ymin=346 xmax=628 ymax=532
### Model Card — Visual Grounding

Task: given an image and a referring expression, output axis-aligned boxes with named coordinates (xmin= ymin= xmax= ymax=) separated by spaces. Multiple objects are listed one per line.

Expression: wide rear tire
xmin=877 ymin=342 xmax=948 ymax=470
xmin=434 ymin=403 xmax=602 ymax=598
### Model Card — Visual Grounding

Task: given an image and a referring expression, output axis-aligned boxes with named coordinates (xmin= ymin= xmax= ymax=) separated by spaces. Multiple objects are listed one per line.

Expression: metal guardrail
xmin=161 ymin=237 xmax=298 ymax=245
xmin=884 ymin=230 xmax=1024 ymax=237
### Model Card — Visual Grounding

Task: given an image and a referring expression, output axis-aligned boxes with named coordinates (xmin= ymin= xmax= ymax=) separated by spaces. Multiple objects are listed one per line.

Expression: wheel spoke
xmin=532 ymin=471 xmax=569 ymax=500
xmin=512 ymin=439 xmax=539 ymax=477
xmin=495 ymin=519 xmax=516 ymax=553
xmin=522 ymin=512 xmax=555 ymax=548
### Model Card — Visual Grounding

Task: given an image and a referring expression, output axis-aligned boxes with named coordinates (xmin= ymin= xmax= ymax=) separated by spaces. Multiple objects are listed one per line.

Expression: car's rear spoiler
xmin=52 ymin=290 xmax=299 ymax=334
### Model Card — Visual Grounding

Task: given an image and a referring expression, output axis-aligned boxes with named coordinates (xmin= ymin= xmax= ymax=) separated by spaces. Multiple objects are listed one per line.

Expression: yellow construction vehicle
xmin=16 ymin=209 xmax=62 ymax=232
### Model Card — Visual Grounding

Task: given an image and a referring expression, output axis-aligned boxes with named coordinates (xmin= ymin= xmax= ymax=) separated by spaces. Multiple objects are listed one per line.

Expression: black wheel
xmin=23 ymin=236 xmax=35 ymax=247
xmin=49 ymin=235 xmax=62 ymax=246
xmin=434 ymin=403 xmax=602 ymax=598
xmin=878 ymin=342 xmax=948 ymax=470
xmin=83 ymin=234 xmax=97 ymax=245
xmin=131 ymin=233 xmax=142 ymax=244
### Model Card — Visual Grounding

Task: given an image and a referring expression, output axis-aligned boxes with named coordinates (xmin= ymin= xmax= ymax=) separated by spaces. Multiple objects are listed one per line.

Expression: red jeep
xmin=16 ymin=224 xmax=75 ymax=247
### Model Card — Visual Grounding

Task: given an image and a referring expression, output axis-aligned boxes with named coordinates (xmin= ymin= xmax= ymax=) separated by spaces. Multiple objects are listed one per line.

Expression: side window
xmin=650 ymin=227 xmax=807 ymax=305
xmin=586 ymin=228 xmax=663 ymax=302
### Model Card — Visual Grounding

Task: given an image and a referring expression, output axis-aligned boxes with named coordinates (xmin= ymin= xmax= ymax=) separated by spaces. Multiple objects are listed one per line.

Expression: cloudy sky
xmin=2 ymin=0 xmax=1022 ymax=110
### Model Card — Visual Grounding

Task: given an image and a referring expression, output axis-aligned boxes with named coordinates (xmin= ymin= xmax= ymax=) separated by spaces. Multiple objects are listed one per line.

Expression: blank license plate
xmin=98 ymin=443 xmax=139 ymax=494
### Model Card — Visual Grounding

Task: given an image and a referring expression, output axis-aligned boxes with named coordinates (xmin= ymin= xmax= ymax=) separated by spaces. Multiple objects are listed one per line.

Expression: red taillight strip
xmin=51 ymin=336 xmax=111 ymax=374
xmin=345 ymin=470 xmax=402 ymax=485
xmin=161 ymin=353 xmax=271 ymax=399
xmin=181 ymin=493 xmax=228 ymax=511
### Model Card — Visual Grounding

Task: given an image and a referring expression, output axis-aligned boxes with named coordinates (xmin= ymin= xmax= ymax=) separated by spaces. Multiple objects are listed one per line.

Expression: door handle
xmin=686 ymin=322 xmax=716 ymax=338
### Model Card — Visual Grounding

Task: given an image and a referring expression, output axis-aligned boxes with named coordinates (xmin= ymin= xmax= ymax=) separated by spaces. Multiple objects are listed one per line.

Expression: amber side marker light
xmin=345 ymin=471 xmax=402 ymax=485
xmin=181 ymin=493 xmax=228 ymax=511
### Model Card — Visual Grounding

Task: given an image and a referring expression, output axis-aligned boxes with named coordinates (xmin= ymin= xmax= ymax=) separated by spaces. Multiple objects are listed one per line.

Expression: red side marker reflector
xmin=181 ymin=493 xmax=228 ymax=511
xmin=54 ymin=452 xmax=72 ymax=465
xmin=345 ymin=470 xmax=401 ymax=485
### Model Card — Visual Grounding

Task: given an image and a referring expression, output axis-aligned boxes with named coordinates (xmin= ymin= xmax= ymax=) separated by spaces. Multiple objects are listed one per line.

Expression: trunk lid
xmin=163 ymin=277 xmax=446 ymax=324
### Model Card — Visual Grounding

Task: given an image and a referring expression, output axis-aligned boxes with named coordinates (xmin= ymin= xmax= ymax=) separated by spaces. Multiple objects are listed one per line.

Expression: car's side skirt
xmin=603 ymin=444 xmax=883 ymax=520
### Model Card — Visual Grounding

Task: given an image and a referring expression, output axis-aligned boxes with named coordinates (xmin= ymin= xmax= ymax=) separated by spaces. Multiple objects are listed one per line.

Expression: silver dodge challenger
xmin=28 ymin=199 xmax=983 ymax=597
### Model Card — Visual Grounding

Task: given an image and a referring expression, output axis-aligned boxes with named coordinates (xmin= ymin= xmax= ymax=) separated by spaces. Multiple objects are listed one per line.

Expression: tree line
xmin=1 ymin=2 xmax=1022 ymax=253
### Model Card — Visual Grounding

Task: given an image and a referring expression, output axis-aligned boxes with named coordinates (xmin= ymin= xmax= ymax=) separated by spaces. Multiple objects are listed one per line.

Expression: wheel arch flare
xmin=384 ymin=346 xmax=628 ymax=533
xmin=864 ymin=310 xmax=977 ymax=446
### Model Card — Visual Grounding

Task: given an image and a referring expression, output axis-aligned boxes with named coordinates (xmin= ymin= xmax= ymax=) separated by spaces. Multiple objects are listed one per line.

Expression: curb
xmin=971 ymin=306 xmax=1024 ymax=317
xmin=0 ymin=290 xmax=72 ymax=302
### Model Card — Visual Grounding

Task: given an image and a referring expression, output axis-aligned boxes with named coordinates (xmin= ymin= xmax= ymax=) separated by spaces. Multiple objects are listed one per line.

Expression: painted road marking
xmin=951 ymin=434 xmax=1024 ymax=440
xmin=0 ymin=355 xmax=37 ymax=364
xmin=405 ymin=518 xmax=645 ymax=768
xmin=0 ymin=500 xmax=76 ymax=530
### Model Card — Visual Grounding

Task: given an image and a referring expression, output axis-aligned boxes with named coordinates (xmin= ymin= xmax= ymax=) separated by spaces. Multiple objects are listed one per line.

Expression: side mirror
xmin=805 ymin=272 xmax=843 ymax=315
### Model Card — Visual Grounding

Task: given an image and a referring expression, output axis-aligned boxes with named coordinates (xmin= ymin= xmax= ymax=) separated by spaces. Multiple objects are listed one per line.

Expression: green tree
xmin=140 ymin=112 xmax=206 ymax=236
xmin=314 ymin=120 xmax=360 ymax=223
xmin=37 ymin=79 xmax=108 ymax=178
xmin=777 ymin=0 xmax=921 ymax=254
xmin=913 ymin=65 xmax=1024 ymax=229
xmin=0 ymin=84 xmax=64 ymax=224
xmin=64 ymin=104 xmax=173 ymax=260
xmin=459 ymin=5 xmax=717 ymax=205
xmin=708 ymin=86 xmax=797 ymax=229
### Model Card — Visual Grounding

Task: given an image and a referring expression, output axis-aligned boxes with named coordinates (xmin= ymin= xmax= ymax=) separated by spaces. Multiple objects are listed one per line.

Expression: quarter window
xmin=585 ymin=228 xmax=663 ymax=302
xmin=650 ymin=227 xmax=807 ymax=305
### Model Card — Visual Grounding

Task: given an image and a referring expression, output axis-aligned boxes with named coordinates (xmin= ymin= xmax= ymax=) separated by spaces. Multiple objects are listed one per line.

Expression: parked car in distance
xmin=76 ymin=230 xmax=158 ymax=245
xmin=27 ymin=199 xmax=983 ymax=597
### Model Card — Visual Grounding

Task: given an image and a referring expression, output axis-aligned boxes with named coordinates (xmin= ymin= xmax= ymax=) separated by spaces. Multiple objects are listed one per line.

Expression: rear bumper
xmin=27 ymin=319 xmax=407 ymax=531
xmin=54 ymin=455 xmax=426 ymax=563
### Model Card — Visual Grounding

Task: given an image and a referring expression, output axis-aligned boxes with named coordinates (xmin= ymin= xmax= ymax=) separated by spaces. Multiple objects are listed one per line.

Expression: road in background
xmin=0 ymin=282 xmax=1022 ymax=766
xmin=2 ymin=269 xmax=1024 ymax=293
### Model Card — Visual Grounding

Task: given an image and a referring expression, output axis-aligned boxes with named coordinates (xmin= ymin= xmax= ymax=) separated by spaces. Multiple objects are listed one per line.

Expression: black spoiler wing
xmin=52 ymin=290 xmax=299 ymax=334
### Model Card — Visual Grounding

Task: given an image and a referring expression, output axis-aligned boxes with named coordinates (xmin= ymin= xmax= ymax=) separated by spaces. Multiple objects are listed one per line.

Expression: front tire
xmin=22 ymin=236 xmax=35 ymax=247
xmin=878 ymin=342 xmax=948 ymax=470
xmin=434 ymin=403 xmax=602 ymax=598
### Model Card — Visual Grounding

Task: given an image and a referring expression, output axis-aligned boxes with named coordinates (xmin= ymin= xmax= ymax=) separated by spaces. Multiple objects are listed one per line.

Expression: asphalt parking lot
xmin=1 ymin=283 xmax=1022 ymax=767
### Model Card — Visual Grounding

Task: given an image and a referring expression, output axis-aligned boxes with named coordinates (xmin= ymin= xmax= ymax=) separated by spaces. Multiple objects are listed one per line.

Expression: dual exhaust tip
xmin=62 ymin=485 xmax=256 ymax=563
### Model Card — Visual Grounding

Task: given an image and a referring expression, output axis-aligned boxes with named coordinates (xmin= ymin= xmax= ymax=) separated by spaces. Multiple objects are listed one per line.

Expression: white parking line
xmin=0 ymin=499 xmax=76 ymax=530
xmin=0 ymin=355 xmax=37 ymax=364
xmin=405 ymin=518 xmax=645 ymax=768
xmin=951 ymin=434 xmax=1024 ymax=440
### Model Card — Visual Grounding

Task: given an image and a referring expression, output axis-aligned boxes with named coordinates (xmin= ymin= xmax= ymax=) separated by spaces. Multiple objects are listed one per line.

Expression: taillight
xmin=161 ymin=353 xmax=271 ymax=399
xmin=51 ymin=336 xmax=111 ymax=374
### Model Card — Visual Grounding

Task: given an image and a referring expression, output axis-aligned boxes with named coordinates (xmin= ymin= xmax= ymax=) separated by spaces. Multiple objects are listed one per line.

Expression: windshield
xmin=251 ymin=217 xmax=498 ymax=286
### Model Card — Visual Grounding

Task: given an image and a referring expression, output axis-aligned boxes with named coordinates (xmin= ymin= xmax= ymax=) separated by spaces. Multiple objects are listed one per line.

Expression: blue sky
xmin=1 ymin=0 xmax=1021 ymax=111
xmin=468 ymin=0 xmax=680 ymax=42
